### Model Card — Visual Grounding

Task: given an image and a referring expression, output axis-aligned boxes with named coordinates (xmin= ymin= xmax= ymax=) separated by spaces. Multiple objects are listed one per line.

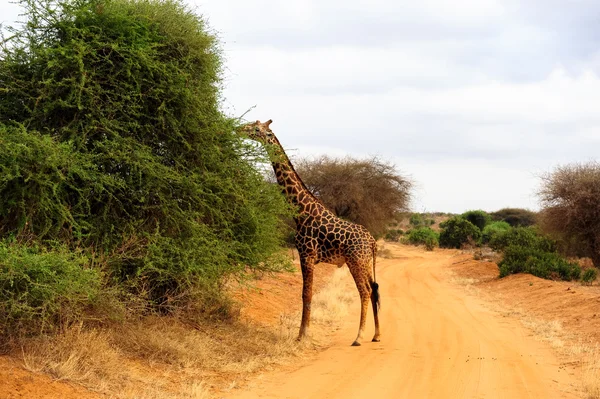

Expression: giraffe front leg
xmin=298 ymin=257 xmax=315 ymax=341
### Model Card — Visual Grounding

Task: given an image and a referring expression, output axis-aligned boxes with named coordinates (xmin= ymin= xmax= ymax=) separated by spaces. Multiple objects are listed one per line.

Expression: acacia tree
xmin=294 ymin=155 xmax=412 ymax=237
xmin=538 ymin=162 xmax=600 ymax=267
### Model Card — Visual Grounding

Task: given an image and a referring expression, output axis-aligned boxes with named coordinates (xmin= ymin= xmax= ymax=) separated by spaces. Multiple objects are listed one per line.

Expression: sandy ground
xmin=224 ymin=244 xmax=581 ymax=399
xmin=0 ymin=356 xmax=100 ymax=399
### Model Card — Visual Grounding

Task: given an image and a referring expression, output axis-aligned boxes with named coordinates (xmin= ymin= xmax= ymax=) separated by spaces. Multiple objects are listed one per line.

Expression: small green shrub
xmin=498 ymin=245 xmax=581 ymax=281
xmin=409 ymin=213 xmax=435 ymax=228
xmin=439 ymin=217 xmax=481 ymax=248
xmin=489 ymin=227 xmax=555 ymax=252
xmin=481 ymin=221 xmax=511 ymax=244
xmin=0 ymin=241 xmax=104 ymax=338
xmin=581 ymin=268 xmax=598 ymax=285
xmin=461 ymin=210 xmax=491 ymax=231
xmin=384 ymin=229 xmax=404 ymax=242
xmin=409 ymin=213 xmax=424 ymax=227
xmin=407 ymin=227 xmax=439 ymax=250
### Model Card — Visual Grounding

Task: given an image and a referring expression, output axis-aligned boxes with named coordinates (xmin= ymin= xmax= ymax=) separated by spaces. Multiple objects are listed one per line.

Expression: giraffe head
xmin=239 ymin=119 xmax=275 ymax=144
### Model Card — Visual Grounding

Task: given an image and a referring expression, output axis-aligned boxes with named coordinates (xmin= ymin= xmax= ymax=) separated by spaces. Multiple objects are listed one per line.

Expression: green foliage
xmin=481 ymin=221 xmax=511 ymax=244
xmin=0 ymin=0 xmax=292 ymax=324
xmin=461 ymin=210 xmax=491 ymax=231
xmin=581 ymin=268 xmax=598 ymax=285
xmin=491 ymin=208 xmax=537 ymax=227
xmin=0 ymin=241 xmax=105 ymax=339
xmin=488 ymin=227 xmax=555 ymax=253
xmin=407 ymin=227 xmax=438 ymax=250
xmin=499 ymin=245 xmax=581 ymax=281
xmin=384 ymin=229 xmax=404 ymax=242
xmin=439 ymin=217 xmax=481 ymax=249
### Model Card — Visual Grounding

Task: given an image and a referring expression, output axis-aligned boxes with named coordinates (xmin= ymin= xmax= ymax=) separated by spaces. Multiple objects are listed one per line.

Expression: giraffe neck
xmin=265 ymin=138 xmax=321 ymax=217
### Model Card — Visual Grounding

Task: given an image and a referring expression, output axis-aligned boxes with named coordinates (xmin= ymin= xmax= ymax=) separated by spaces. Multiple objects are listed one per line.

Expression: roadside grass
xmin=311 ymin=268 xmax=356 ymax=327
xmin=15 ymin=265 xmax=356 ymax=398
xmin=584 ymin=350 xmax=600 ymax=399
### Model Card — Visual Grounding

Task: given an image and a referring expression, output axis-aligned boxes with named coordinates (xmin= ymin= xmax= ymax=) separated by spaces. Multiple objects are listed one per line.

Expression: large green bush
xmin=439 ymin=217 xmax=481 ymax=248
xmin=0 ymin=0 xmax=291 ymax=320
xmin=407 ymin=227 xmax=439 ymax=250
xmin=499 ymin=246 xmax=581 ymax=281
xmin=461 ymin=210 xmax=491 ymax=231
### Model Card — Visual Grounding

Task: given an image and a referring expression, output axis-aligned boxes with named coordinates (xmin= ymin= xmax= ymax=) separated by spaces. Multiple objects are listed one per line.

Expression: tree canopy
xmin=538 ymin=162 xmax=600 ymax=267
xmin=294 ymin=155 xmax=412 ymax=237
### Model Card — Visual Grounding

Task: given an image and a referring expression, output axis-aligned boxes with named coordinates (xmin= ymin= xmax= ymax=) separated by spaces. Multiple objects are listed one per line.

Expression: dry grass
xmin=583 ymin=347 xmax=600 ymax=399
xmin=18 ymin=317 xmax=302 ymax=398
xmin=14 ymin=265 xmax=355 ymax=399
xmin=20 ymin=326 xmax=212 ymax=398
xmin=311 ymin=267 xmax=356 ymax=327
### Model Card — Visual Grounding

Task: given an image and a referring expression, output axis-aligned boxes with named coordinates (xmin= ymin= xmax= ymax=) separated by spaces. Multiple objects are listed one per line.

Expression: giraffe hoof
xmin=351 ymin=341 xmax=361 ymax=347
xmin=372 ymin=338 xmax=381 ymax=342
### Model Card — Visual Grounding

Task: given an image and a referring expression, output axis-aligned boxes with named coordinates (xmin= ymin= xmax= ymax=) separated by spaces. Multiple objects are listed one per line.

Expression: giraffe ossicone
xmin=240 ymin=119 xmax=381 ymax=346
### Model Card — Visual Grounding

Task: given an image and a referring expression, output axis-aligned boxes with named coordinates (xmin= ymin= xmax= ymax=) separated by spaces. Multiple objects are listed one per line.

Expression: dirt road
xmin=227 ymin=245 xmax=580 ymax=399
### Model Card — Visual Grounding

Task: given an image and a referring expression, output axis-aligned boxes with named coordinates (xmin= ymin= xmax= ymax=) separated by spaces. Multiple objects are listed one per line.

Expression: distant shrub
xmin=481 ymin=221 xmax=511 ymax=244
xmin=0 ymin=242 xmax=105 ymax=338
xmin=581 ymin=268 xmax=598 ymax=285
xmin=491 ymin=208 xmax=537 ymax=227
xmin=407 ymin=227 xmax=439 ymax=250
xmin=499 ymin=245 xmax=581 ymax=281
xmin=384 ymin=229 xmax=404 ymax=242
xmin=409 ymin=213 xmax=424 ymax=227
xmin=461 ymin=210 xmax=491 ymax=231
xmin=489 ymin=227 xmax=555 ymax=252
xmin=409 ymin=213 xmax=435 ymax=228
xmin=439 ymin=217 xmax=481 ymax=249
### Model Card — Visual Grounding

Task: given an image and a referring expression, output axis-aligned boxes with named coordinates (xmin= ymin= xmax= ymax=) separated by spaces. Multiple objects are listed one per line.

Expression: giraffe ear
xmin=265 ymin=119 xmax=273 ymax=128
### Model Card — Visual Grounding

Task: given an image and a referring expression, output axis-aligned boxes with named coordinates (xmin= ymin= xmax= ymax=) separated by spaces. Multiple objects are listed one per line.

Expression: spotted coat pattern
xmin=241 ymin=120 xmax=380 ymax=346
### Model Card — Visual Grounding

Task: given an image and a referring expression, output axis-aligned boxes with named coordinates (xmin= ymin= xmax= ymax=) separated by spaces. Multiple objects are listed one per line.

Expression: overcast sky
xmin=2 ymin=1 xmax=599 ymax=213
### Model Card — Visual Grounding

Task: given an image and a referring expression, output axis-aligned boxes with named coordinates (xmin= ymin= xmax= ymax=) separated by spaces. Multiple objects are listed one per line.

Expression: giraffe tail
xmin=371 ymin=242 xmax=380 ymax=311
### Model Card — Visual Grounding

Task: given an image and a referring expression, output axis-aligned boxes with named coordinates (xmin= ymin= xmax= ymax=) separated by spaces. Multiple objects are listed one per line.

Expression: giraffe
xmin=240 ymin=119 xmax=380 ymax=346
